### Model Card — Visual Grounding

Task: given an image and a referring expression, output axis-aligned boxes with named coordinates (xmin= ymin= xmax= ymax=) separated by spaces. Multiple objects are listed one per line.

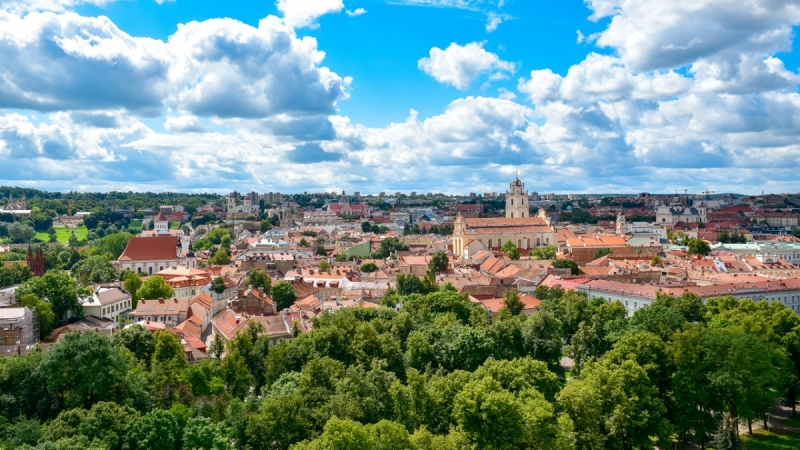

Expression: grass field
xmin=128 ymin=220 xmax=142 ymax=228
xmin=170 ymin=221 xmax=180 ymax=230
xmin=35 ymin=226 xmax=88 ymax=245
xmin=742 ymin=428 xmax=800 ymax=449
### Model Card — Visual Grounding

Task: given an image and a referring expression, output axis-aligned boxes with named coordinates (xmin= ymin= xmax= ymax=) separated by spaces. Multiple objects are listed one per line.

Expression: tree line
xmin=1 ymin=281 xmax=798 ymax=449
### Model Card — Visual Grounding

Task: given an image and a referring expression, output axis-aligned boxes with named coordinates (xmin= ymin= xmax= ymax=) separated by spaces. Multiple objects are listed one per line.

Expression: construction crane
xmin=702 ymin=190 xmax=715 ymax=197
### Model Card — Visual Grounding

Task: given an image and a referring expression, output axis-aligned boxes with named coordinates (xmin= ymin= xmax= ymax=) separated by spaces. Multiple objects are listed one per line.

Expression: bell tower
xmin=506 ymin=173 xmax=528 ymax=218
xmin=616 ymin=212 xmax=627 ymax=235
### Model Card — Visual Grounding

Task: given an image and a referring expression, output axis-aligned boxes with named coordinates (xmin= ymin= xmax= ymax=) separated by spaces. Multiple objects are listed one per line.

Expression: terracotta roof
xmin=134 ymin=297 xmax=189 ymax=317
xmin=119 ymin=236 xmax=179 ymax=261
xmin=154 ymin=211 xmax=168 ymax=222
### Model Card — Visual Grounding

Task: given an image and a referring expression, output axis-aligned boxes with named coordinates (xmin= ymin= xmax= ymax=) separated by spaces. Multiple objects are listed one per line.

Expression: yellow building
xmin=452 ymin=213 xmax=556 ymax=258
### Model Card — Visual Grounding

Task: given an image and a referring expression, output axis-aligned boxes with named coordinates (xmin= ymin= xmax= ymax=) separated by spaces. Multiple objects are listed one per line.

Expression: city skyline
xmin=1 ymin=0 xmax=799 ymax=194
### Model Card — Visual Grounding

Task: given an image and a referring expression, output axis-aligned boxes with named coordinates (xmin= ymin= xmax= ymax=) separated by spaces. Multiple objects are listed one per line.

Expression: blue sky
xmin=1 ymin=0 xmax=799 ymax=195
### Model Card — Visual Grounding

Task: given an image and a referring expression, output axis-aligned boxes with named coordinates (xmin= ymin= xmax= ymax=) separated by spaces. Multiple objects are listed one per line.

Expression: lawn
xmin=741 ymin=428 xmax=800 ymax=450
xmin=170 ymin=221 xmax=180 ymax=230
xmin=35 ymin=226 xmax=88 ymax=245
xmin=128 ymin=220 xmax=142 ymax=228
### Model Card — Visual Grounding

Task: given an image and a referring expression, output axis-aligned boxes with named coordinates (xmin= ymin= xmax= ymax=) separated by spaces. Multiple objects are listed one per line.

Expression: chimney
xmin=158 ymin=298 xmax=165 ymax=303
xmin=238 ymin=288 xmax=244 ymax=298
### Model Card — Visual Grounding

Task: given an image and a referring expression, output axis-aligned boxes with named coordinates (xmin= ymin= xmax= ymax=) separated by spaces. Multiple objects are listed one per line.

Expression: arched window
xmin=521 ymin=198 xmax=525 ymax=205
xmin=488 ymin=239 xmax=493 ymax=248
xmin=518 ymin=239 xmax=521 ymax=248
xmin=511 ymin=199 xmax=514 ymax=205
xmin=148 ymin=267 xmax=153 ymax=275
xmin=510 ymin=212 xmax=514 ymax=218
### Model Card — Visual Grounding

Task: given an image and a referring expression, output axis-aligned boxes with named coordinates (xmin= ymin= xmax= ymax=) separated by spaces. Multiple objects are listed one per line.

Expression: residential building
xmin=81 ymin=284 xmax=133 ymax=328
xmin=131 ymin=297 xmax=190 ymax=328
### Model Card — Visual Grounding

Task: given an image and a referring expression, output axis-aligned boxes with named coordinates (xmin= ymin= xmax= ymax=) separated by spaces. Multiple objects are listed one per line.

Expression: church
xmin=452 ymin=176 xmax=556 ymax=258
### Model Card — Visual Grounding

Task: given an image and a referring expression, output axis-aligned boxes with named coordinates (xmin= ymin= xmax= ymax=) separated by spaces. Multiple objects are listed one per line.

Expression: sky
xmin=0 ymin=0 xmax=799 ymax=195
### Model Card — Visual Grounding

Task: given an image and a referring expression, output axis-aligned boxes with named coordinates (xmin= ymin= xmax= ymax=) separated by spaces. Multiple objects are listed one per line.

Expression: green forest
xmin=1 ymin=284 xmax=798 ymax=450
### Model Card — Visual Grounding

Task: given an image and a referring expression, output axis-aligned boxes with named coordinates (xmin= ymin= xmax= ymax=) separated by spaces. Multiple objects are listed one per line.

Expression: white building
xmin=117 ymin=236 xmax=180 ymax=275
xmin=81 ymin=284 xmax=133 ymax=329
xmin=656 ymin=199 xmax=707 ymax=225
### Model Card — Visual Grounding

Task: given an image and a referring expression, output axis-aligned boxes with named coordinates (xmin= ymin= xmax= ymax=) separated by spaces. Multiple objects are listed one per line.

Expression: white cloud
xmin=419 ymin=42 xmax=515 ymax=90
xmin=0 ymin=0 xmax=112 ymax=13
xmin=164 ymin=115 xmax=210 ymax=133
xmin=586 ymin=0 xmax=800 ymax=71
xmin=0 ymin=12 xmax=347 ymax=120
xmin=485 ymin=12 xmax=510 ymax=32
xmin=276 ymin=0 xmax=343 ymax=29
xmin=346 ymin=7 xmax=366 ymax=17
xmin=168 ymin=16 xmax=348 ymax=119
xmin=0 ymin=11 xmax=171 ymax=114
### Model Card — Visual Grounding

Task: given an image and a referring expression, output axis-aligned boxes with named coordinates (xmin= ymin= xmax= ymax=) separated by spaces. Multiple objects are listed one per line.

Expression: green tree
xmin=8 ymin=222 xmax=36 ymax=243
xmin=210 ymin=247 xmax=232 ymax=265
xmin=593 ymin=248 xmax=611 ymax=259
xmin=259 ymin=220 xmax=273 ymax=233
xmin=92 ymin=233 xmax=133 ymax=259
xmin=529 ymin=245 xmax=556 ymax=260
xmin=360 ymin=262 xmax=379 ymax=273
xmin=319 ymin=260 xmax=331 ymax=273
xmin=244 ymin=393 xmax=311 ymax=450
xmin=687 ymin=238 xmax=711 ymax=256
xmin=70 ymin=255 xmax=117 ymax=285
xmin=628 ymin=304 xmax=685 ymax=341
xmin=404 ymin=332 xmax=437 ymax=372
xmin=650 ymin=255 xmax=663 ymax=267
xmin=111 ymin=324 xmax=156 ymax=367
xmin=428 ymin=250 xmax=449 ymax=275
xmin=17 ymin=269 xmax=87 ymax=319
xmin=137 ymin=276 xmax=174 ymax=300
xmin=551 ymin=258 xmax=579 ymax=275
xmin=124 ymin=409 xmax=181 ymax=450
xmin=123 ymin=272 xmax=142 ymax=307
xmin=39 ymin=332 xmax=131 ymax=411
xmin=501 ymin=241 xmax=521 ymax=260
xmin=501 ymin=289 xmax=525 ymax=316
xmin=558 ymin=359 xmax=670 ymax=450
xmin=521 ymin=310 xmax=563 ymax=368
xmin=183 ymin=417 xmax=231 ymax=450
xmin=396 ymin=274 xmax=427 ymax=296
xmin=16 ymin=293 xmax=55 ymax=340
xmin=211 ymin=276 xmax=227 ymax=295
xmin=247 ymin=269 xmax=272 ymax=293
xmin=453 ymin=377 xmax=524 ymax=449
xmin=361 ymin=221 xmax=372 ymax=233
xmin=209 ymin=333 xmax=225 ymax=359
xmin=272 ymin=281 xmax=297 ymax=311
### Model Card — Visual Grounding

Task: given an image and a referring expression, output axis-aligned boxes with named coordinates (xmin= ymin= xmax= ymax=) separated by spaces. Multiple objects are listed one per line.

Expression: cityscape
xmin=2 ymin=0 xmax=800 ymax=449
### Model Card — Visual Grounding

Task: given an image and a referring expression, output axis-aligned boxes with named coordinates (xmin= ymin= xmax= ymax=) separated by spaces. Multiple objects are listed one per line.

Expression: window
xmin=511 ymin=212 xmax=514 ymax=218
xmin=511 ymin=199 xmax=514 ymax=205
xmin=148 ymin=267 xmax=153 ymax=275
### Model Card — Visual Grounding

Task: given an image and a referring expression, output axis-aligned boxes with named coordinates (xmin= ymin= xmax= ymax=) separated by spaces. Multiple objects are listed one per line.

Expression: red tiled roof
xmin=119 ymin=236 xmax=178 ymax=261
xmin=154 ymin=211 xmax=168 ymax=222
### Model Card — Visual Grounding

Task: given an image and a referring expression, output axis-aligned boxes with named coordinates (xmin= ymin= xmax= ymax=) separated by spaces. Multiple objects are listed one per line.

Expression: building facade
xmin=506 ymin=176 xmax=528 ymax=218
xmin=452 ymin=214 xmax=556 ymax=258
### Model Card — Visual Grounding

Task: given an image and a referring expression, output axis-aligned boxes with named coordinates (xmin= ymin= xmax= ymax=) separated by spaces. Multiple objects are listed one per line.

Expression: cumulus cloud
xmin=0 ymin=12 xmax=347 ymax=122
xmin=168 ymin=16 xmax=348 ymax=119
xmin=346 ymin=7 xmax=366 ymax=17
xmin=164 ymin=115 xmax=210 ymax=133
xmin=587 ymin=0 xmax=800 ymax=71
xmin=419 ymin=42 xmax=515 ymax=90
xmin=276 ymin=0 xmax=343 ymax=28
xmin=0 ymin=11 xmax=171 ymax=115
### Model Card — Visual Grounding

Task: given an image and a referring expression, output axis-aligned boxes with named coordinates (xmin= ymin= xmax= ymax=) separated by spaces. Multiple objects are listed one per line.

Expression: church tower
xmin=616 ymin=212 xmax=627 ymax=235
xmin=506 ymin=174 xmax=528 ymax=218
xmin=227 ymin=193 xmax=236 ymax=213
